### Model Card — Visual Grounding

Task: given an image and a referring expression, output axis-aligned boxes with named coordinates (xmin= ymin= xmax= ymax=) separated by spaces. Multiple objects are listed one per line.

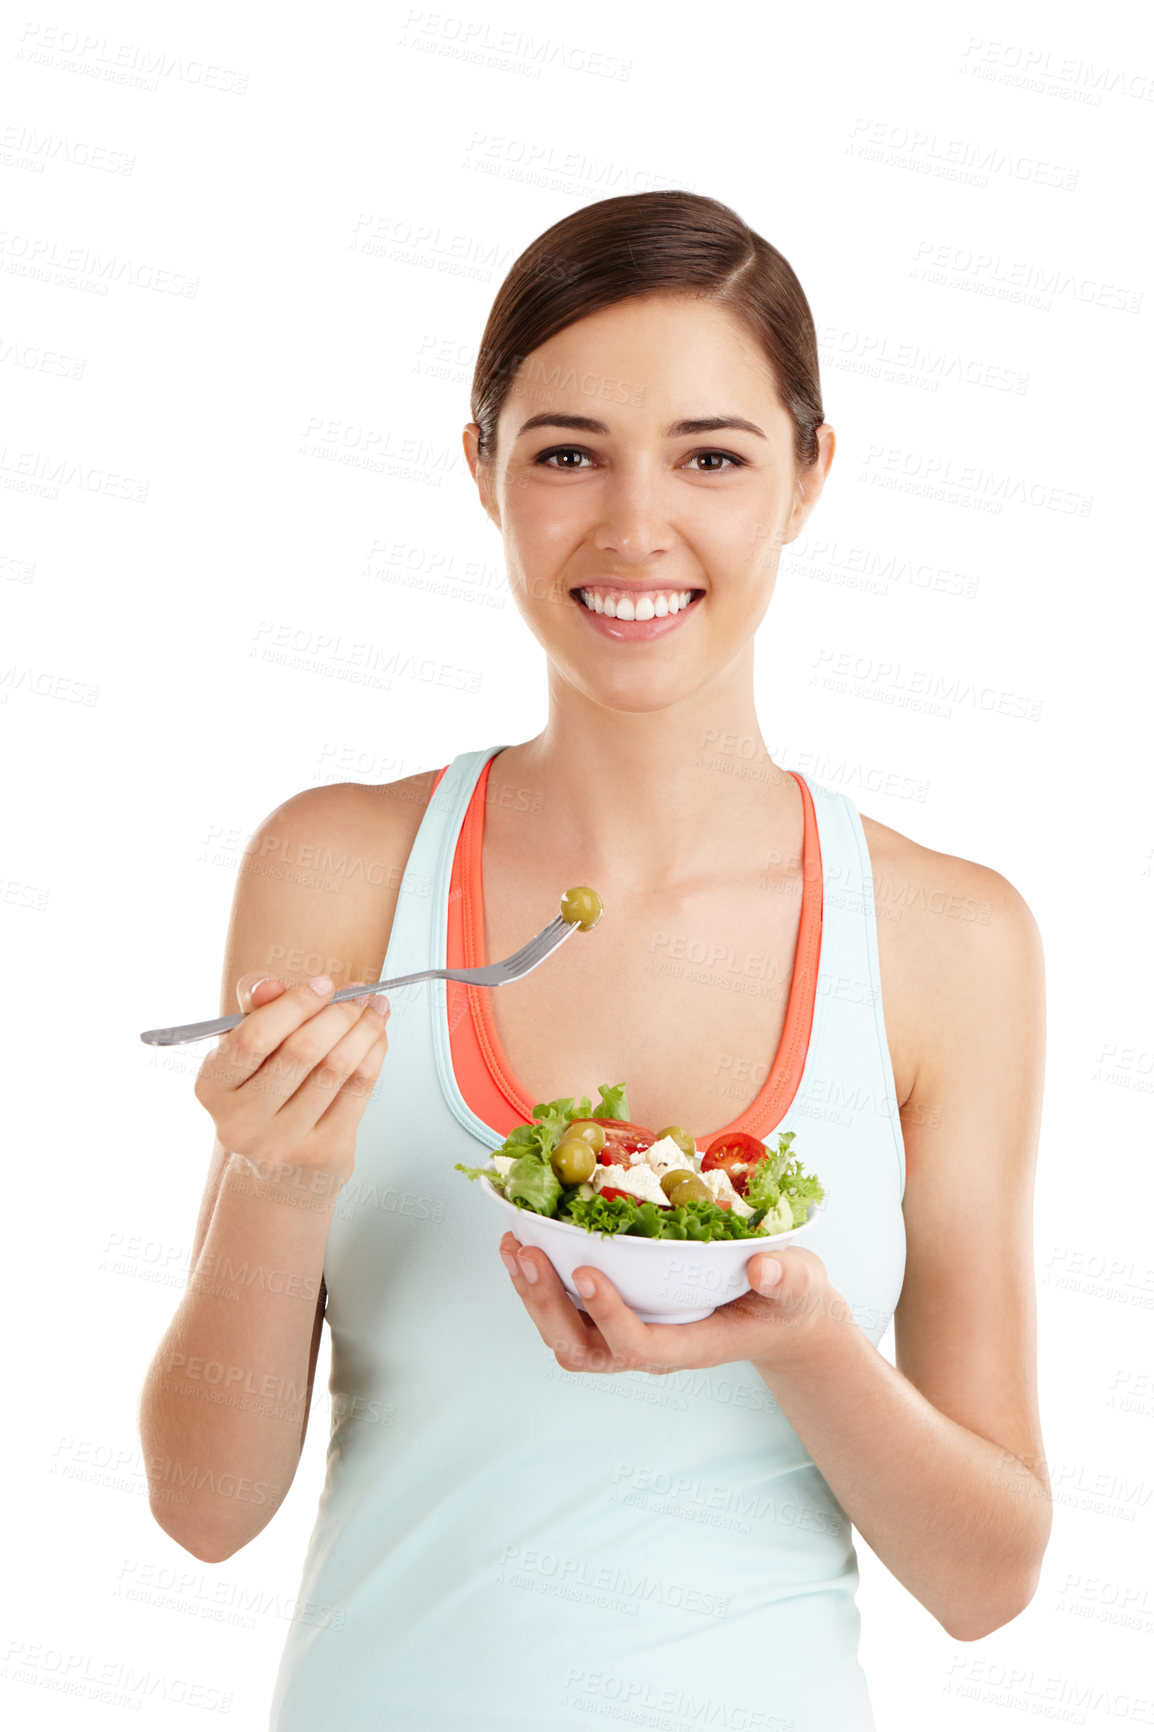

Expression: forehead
xmin=499 ymin=293 xmax=780 ymax=428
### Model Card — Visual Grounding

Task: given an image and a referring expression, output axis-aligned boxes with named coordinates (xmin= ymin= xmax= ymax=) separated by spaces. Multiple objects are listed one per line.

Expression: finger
xmin=500 ymin=1237 xmax=615 ymax=1374
xmin=292 ymin=996 xmax=391 ymax=1139
xmin=746 ymin=1247 xmax=825 ymax=1324
xmin=226 ymin=978 xmax=370 ymax=1101
xmin=207 ymin=973 xmax=342 ymax=1090
xmin=237 ymin=971 xmax=288 ymax=1014
xmin=568 ymin=1263 xmax=675 ymax=1373
xmin=264 ymin=982 xmax=386 ymax=1118
xmin=746 ymin=1251 xmax=784 ymax=1295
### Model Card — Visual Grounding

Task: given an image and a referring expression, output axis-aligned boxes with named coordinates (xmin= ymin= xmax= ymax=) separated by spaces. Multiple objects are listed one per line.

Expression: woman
xmin=140 ymin=191 xmax=1050 ymax=1729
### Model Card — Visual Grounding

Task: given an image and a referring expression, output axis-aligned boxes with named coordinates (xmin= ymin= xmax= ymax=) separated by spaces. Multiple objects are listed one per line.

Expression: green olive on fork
xmin=560 ymin=887 xmax=603 ymax=931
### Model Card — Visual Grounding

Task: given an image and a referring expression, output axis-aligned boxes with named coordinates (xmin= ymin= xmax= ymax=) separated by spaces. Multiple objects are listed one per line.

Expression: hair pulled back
xmin=470 ymin=191 xmax=824 ymax=471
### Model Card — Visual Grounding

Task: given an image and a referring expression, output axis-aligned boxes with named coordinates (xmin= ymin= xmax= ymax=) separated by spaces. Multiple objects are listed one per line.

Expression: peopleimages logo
xmin=959 ymin=36 xmax=1154 ymax=105
xmin=912 ymin=238 xmax=1142 ymax=314
xmin=847 ymin=116 xmax=1079 ymax=190
xmin=859 ymin=445 xmax=1093 ymax=516
xmin=810 ymin=649 xmax=1044 ymax=723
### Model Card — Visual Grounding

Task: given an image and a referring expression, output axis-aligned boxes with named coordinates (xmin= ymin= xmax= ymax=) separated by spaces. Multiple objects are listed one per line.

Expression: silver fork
xmin=139 ymin=914 xmax=578 ymax=1047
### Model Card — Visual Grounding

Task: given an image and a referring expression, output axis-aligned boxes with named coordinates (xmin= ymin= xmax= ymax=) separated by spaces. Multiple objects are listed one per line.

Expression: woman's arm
xmin=501 ymin=856 xmax=1049 ymax=1640
xmin=141 ymin=1140 xmax=339 ymax=1562
xmin=139 ymin=778 xmax=429 ymax=1561
xmin=743 ymin=858 xmax=1048 ymax=1638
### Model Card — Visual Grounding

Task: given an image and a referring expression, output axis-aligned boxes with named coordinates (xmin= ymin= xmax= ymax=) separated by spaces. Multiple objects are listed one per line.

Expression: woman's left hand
xmin=498 ymin=1231 xmax=848 ymax=1379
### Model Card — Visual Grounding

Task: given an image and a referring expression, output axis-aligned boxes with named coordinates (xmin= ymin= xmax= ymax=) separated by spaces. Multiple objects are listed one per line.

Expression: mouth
xmin=569 ymin=584 xmax=705 ymax=622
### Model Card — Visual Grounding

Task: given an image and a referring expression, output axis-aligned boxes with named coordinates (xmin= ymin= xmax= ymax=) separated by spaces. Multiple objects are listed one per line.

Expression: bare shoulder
xmin=262 ymin=767 xmax=440 ymax=868
xmin=857 ymin=809 xmax=1044 ymax=1105
xmin=231 ymin=768 xmax=442 ymax=984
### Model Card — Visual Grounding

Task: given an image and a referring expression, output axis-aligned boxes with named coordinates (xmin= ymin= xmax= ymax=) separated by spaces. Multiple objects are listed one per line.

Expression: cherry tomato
xmin=701 ymin=1131 xmax=767 ymax=1197
xmin=598 ymin=1185 xmax=636 ymax=1204
xmin=568 ymin=1119 xmax=658 ymax=1166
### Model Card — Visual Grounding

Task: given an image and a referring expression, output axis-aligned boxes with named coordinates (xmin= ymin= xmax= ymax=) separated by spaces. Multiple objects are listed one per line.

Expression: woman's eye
xmin=535 ymin=447 xmax=592 ymax=469
xmin=685 ymin=450 xmax=745 ymax=472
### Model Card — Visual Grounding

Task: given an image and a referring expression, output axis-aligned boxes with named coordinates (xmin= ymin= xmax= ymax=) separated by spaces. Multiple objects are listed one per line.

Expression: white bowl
xmin=482 ymin=1174 xmax=822 ymax=1324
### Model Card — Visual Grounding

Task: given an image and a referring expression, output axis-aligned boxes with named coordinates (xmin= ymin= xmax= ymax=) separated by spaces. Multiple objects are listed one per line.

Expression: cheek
xmin=505 ymin=514 xmax=582 ymax=598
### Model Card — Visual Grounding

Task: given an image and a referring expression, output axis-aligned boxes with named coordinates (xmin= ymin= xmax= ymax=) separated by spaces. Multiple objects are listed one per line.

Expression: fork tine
xmin=498 ymin=914 xmax=569 ymax=967
xmin=497 ymin=914 xmax=573 ymax=977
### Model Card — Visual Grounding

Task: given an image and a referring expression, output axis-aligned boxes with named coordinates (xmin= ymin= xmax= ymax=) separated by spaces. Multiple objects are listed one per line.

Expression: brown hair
xmin=470 ymin=191 xmax=824 ymax=471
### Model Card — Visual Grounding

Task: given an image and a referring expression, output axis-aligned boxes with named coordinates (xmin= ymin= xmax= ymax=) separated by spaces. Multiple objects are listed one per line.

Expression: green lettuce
xmin=563 ymin=1192 xmax=777 ymax=1243
xmin=455 ymin=1159 xmax=505 ymax=1189
xmin=590 ymin=1082 xmax=629 ymax=1121
xmin=504 ymin=1151 xmax=562 ymax=1213
xmin=743 ymin=1131 xmax=825 ymax=1227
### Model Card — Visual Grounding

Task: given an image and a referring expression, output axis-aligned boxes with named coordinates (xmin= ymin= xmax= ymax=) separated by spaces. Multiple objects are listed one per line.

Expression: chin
xmin=560 ymin=661 xmax=708 ymax=716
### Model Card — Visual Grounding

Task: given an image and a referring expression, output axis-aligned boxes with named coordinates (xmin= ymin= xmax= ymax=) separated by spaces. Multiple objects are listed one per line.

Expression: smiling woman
xmin=141 ymin=191 xmax=1049 ymax=1732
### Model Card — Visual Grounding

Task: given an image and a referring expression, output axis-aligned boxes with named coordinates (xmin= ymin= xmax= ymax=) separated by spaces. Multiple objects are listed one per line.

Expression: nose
xmin=592 ymin=465 xmax=677 ymax=563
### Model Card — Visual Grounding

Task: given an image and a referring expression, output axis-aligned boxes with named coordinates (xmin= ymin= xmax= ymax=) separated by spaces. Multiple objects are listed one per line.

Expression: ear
xmin=462 ymin=423 xmax=501 ymax=529
xmin=782 ymin=423 xmax=836 ymax=546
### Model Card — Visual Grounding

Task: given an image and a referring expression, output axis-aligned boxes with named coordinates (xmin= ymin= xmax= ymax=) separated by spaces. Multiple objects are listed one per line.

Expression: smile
xmin=572 ymin=585 xmax=703 ymax=621
xmin=566 ymin=583 xmax=705 ymax=643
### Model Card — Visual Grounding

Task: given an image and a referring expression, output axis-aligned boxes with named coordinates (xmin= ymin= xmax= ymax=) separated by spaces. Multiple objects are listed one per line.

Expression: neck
xmin=493 ymin=650 xmax=800 ymax=888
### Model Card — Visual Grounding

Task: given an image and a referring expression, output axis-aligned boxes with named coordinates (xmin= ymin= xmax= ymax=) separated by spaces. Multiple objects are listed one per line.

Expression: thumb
xmin=746 ymin=1246 xmax=825 ymax=1312
xmin=236 ymin=971 xmax=286 ymax=1013
xmin=747 ymin=1252 xmax=785 ymax=1296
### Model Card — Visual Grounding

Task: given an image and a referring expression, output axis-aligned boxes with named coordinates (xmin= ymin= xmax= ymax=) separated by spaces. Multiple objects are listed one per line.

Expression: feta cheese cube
xmin=491 ymin=1155 xmax=516 ymax=1177
xmin=700 ymin=1166 xmax=755 ymax=1218
xmin=592 ymin=1161 xmax=670 ymax=1207
xmin=639 ymin=1135 xmax=695 ymax=1179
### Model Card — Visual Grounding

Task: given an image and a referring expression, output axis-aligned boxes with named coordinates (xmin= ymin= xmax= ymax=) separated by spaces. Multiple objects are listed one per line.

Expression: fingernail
xmin=501 ymin=1250 xmax=519 ymax=1278
xmin=754 ymin=1258 xmax=782 ymax=1289
xmin=308 ymin=974 xmax=333 ymax=996
xmin=517 ymin=1252 xmax=538 ymax=1284
xmin=249 ymin=975 xmax=276 ymax=998
xmin=574 ymin=1275 xmax=595 ymax=1299
xmin=372 ymin=994 xmax=390 ymax=1016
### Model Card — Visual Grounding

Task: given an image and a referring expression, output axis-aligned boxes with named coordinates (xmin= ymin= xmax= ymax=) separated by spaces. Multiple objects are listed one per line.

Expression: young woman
xmin=140 ymin=191 xmax=1050 ymax=1730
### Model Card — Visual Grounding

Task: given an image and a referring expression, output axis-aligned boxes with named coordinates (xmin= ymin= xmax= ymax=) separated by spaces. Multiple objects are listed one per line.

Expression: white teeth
xmin=577 ymin=587 xmax=699 ymax=618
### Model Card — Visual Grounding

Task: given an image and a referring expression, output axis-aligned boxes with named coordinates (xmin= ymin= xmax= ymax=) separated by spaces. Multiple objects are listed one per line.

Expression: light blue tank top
xmin=269 ymin=745 xmax=907 ymax=1731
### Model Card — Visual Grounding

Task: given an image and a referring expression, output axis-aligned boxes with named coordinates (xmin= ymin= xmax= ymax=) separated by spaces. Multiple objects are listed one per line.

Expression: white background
xmin=4 ymin=0 xmax=1152 ymax=1726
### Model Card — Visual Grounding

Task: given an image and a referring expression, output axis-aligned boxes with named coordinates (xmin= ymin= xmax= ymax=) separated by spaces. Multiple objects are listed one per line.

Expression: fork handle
xmin=138 ymin=968 xmax=447 ymax=1048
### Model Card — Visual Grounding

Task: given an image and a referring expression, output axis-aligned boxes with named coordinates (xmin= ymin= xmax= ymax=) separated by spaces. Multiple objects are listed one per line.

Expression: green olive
xmin=655 ymin=1125 xmax=696 ymax=1160
xmin=662 ymin=1172 xmax=710 ymax=1206
xmin=551 ymin=1137 xmax=598 ymax=1186
xmin=560 ymin=886 xmax=603 ymax=931
xmin=659 ymin=1169 xmax=692 ymax=1200
xmin=568 ymin=1120 xmax=606 ymax=1153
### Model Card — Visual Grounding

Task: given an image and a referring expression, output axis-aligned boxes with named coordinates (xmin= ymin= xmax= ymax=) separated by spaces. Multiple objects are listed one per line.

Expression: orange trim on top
xmin=439 ymin=754 xmax=823 ymax=1142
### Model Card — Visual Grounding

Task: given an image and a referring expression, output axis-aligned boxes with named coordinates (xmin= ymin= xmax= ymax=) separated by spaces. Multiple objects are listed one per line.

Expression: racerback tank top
xmin=268 ymin=744 xmax=907 ymax=1731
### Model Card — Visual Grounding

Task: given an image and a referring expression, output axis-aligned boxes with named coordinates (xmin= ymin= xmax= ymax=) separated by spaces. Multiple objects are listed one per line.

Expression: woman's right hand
xmin=193 ymin=972 xmax=391 ymax=1196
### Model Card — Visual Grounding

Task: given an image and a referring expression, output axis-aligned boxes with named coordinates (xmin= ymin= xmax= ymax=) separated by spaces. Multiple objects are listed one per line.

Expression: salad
xmin=455 ymin=1083 xmax=824 ymax=1243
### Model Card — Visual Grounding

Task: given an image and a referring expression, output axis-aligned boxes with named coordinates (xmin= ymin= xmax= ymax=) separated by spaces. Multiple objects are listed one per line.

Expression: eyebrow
xmin=514 ymin=412 xmax=768 ymax=441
